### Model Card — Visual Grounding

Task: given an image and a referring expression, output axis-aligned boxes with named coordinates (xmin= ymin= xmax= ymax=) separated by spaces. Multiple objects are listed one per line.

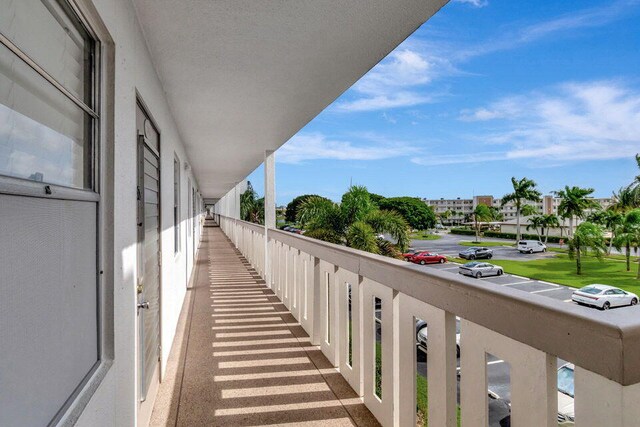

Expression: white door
xmin=136 ymin=103 xmax=161 ymax=423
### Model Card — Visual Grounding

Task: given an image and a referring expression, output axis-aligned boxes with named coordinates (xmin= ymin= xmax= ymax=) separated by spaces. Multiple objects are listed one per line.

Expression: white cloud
xmin=335 ymin=92 xmax=434 ymax=112
xmin=411 ymin=151 xmax=506 ymax=166
xmin=333 ymin=49 xmax=455 ymax=112
xmin=457 ymin=0 xmax=640 ymax=60
xmin=415 ymin=81 xmax=640 ymax=166
xmin=277 ymin=132 xmax=421 ymax=164
xmin=333 ymin=0 xmax=639 ymax=114
xmin=381 ymin=112 xmax=397 ymax=124
xmin=453 ymin=0 xmax=488 ymax=8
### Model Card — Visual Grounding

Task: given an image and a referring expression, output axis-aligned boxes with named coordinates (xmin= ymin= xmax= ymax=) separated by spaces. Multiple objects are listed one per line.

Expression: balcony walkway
xmin=150 ymin=224 xmax=379 ymax=427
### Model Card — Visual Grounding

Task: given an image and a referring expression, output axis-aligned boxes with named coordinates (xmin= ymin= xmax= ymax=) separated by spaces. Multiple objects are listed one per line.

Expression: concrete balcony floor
xmin=150 ymin=224 xmax=379 ymax=426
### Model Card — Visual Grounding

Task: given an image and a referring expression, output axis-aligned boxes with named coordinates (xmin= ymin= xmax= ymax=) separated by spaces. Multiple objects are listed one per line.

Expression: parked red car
xmin=402 ymin=250 xmax=426 ymax=261
xmin=410 ymin=252 xmax=447 ymax=265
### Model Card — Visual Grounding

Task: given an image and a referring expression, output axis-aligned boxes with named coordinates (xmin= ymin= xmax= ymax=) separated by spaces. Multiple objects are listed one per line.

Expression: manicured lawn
xmin=458 ymin=240 xmax=514 ymax=248
xmin=416 ymin=374 xmax=460 ymax=426
xmin=549 ymin=247 xmax=640 ymax=263
xmin=411 ymin=231 xmax=442 ymax=240
xmin=489 ymin=254 xmax=640 ymax=292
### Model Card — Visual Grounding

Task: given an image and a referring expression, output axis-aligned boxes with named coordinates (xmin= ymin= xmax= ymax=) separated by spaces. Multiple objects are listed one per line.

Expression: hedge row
xmin=449 ymin=228 xmax=476 ymax=236
xmin=450 ymin=228 xmax=566 ymax=243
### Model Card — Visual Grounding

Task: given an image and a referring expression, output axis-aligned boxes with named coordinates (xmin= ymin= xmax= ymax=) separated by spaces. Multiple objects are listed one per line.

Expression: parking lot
xmin=410 ymin=233 xmax=575 ymax=303
xmin=409 ymin=234 xmax=573 ymax=423
xmin=422 ymin=260 xmax=576 ymax=302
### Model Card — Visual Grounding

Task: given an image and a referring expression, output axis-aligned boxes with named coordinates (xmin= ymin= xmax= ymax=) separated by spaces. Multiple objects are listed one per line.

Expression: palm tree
xmin=297 ymin=186 xmax=409 ymax=256
xmin=588 ymin=210 xmax=624 ymax=255
xmin=488 ymin=206 xmax=504 ymax=221
xmin=501 ymin=177 xmax=542 ymax=242
xmin=526 ymin=215 xmax=546 ymax=241
xmin=554 ymin=186 xmax=599 ymax=237
xmin=612 ymin=209 xmax=640 ymax=274
xmin=520 ymin=204 xmax=538 ymax=218
xmin=471 ymin=204 xmax=492 ymax=243
xmin=541 ymin=214 xmax=559 ymax=243
xmin=439 ymin=209 xmax=453 ymax=226
xmin=240 ymin=181 xmax=264 ymax=224
xmin=610 ymin=186 xmax=640 ymax=213
xmin=568 ymin=222 xmax=606 ymax=275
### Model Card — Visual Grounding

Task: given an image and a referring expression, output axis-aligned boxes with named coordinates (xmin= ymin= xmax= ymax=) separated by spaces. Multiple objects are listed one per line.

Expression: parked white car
xmin=518 ymin=240 xmax=547 ymax=254
xmin=459 ymin=261 xmax=504 ymax=279
xmin=557 ymin=363 xmax=575 ymax=425
xmin=416 ymin=317 xmax=461 ymax=357
xmin=571 ymin=284 xmax=639 ymax=310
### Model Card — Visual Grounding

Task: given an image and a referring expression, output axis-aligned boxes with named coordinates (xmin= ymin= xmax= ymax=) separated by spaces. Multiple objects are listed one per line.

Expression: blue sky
xmin=248 ymin=0 xmax=640 ymax=205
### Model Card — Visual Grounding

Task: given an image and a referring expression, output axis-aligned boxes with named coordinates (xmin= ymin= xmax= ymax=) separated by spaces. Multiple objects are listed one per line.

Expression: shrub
xmin=450 ymin=228 xmax=567 ymax=243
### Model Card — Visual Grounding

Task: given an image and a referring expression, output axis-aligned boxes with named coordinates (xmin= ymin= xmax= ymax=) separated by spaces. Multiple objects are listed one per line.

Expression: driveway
xmin=420 ymin=261 xmax=576 ymax=303
xmin=411 ymin=233 xmax=556 ymax=261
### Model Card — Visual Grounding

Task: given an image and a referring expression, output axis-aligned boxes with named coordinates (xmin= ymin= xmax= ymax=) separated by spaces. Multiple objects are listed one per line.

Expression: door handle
xmin=138 ymin=301 xmax=150 ymax=310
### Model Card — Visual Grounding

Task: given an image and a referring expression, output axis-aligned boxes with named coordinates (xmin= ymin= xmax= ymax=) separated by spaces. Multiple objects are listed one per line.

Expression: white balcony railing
xmin=218 ymin=216 xmax=640 ymax=427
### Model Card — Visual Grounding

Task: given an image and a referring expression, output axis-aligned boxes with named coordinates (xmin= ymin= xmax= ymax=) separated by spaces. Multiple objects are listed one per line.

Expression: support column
xmin=264 ymin=150 xmax=276 ymax=286
xmin=264 ymin=150 xmax=276 ymax=228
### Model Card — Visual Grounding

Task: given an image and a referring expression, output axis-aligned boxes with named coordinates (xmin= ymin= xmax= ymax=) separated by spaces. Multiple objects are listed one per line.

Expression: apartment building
xmin=424 ymin=194 xmax=614 ymax=223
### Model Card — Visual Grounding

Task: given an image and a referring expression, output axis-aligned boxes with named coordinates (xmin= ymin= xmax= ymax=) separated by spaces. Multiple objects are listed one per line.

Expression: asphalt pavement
xmin=409 ymin=232 xmax=574 ymax=424
xmin=409 ymin=233 xmax=575 ymax=302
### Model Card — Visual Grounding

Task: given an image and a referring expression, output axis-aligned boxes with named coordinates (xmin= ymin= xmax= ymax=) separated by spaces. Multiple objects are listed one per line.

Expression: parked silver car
xmin=459 ymin=261 xmax=504 ymax=279
xmin=458 ymin=246 xmax=493 ymax=260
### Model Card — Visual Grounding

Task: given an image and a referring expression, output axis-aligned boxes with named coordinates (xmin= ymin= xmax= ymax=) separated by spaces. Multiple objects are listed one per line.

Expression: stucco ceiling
xmin=132 ymin=0 xmax=448 ymax=198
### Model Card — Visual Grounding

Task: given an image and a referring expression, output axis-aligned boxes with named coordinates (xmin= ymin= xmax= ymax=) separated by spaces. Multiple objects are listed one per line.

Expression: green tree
xmin=368 ymin=193 xmax=387 ymax=206
xmin=526 ymin=215 xmax=546 ymax=241
xmin=520 ymin=204 xmax=538 ymax=217
xmin=568 ymin=222 xmax=606 ymax=275
xmin=501 ymin=177 xmax=542 ymax=242
xmin=284 ymin=194 xmax=329 ymax=223
xmin=297 ymin=186 xmax=410 ymax=256
xmin=471 ymin=204 xmax=492 ymax=242
xmin=554 ymin=186 xmax=599 ymax=237
xmin=541 ymin=214 xmax=560 ymax=243
xmin=612 ymin=209 xmax=640 ymax=274
xmin=438 ymin=209 xmax=453 ymax=226
xmin=610 ymin=186 xmax=640 ymax=213
xmin=240 ymin=181 xmax=264 ymax=224
xmin=488 ymin=206 xmax=504 ymax=221
xmin=378 ymin=197 xmax=437 ymax=230
xmin=588 ymin=210 xmax=624 ymax=255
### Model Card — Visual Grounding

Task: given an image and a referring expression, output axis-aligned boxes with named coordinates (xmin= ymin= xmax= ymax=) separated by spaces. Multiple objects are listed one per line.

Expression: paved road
xmin=411 ymin=233 xmax=557 ymax=261
xmin=409 ymin=233 xmax=575 ymax=302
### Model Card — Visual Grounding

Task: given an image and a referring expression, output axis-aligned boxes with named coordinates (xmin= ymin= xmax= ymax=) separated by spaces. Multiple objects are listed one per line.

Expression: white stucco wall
xmin=214 ymin=180 xmax=247 ymax=220
xmin=74 ymin=0 xmax=201 ymax=425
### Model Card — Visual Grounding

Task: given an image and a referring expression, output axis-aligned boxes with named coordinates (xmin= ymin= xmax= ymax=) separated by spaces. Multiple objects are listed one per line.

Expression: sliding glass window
xmin=0 ymin=0 xmax=97 ymax=190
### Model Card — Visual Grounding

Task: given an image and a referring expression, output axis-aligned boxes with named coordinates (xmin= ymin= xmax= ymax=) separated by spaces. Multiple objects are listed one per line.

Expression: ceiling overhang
xmin=132 ymin=0 xmax=448 ymax=197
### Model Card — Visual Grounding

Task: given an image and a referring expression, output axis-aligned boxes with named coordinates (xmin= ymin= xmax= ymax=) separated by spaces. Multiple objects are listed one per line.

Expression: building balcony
xmin=150 ymin=215 xmax=640 ymax=426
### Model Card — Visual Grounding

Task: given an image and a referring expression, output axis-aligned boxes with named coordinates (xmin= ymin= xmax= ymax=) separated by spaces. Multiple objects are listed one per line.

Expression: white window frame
xmin=0 ymin=1 xmax=116 ymax=425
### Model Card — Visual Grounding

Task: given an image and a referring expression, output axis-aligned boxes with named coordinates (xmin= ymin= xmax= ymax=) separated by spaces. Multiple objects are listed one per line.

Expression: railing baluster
xmin=319 ymin=260 xmax=339 ymax=366
xmin=575 ymin=366 xmax=640 ymax=427
xmin=362 ymin=278 xmax=394 ymax=427
xmin=460 ymin=319 xmax=489 ymax=426
xmin=338 ymin=268 xmax=362 ymax=395
xmin=395 ymin=293 xmax=457 ymax=427
xmin=461 ymin=320 xmax=556 ymax=427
